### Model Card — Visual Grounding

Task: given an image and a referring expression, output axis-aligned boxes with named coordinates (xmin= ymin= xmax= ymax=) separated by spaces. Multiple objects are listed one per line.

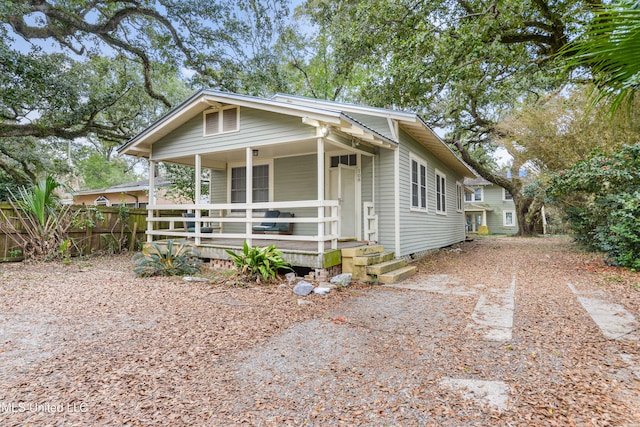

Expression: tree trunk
xmin=514 ymin=195 xmax=536 ymax=236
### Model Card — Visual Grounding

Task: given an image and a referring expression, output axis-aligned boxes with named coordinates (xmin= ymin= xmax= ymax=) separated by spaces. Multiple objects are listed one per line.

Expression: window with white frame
xmin=503 ymin=188 xmax=513 ymax=201
xmin=410 ymin=155 xmax=427 ymax=210
xmin=435 ymin=170 xmax=446 ymax=214
xmin=229 ymin=164 xmax=270 ymax=211
xmin=504 ymin=210 xmax=515 ymax=227
xmin=456 ymin=182 xmax=463 ymax=212
xmin=473 ymin=187 xmax=483 ymax=202
xmin=204 ymin=106 xmax=239 ymax=136
xmin=465 ymin=191 xmax=472 ymax=202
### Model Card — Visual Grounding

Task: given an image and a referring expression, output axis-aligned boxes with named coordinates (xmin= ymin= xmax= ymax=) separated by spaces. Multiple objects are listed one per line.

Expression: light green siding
xmin=470 ymin=185 xmax=518 ymax=235
xmin=151 ymin=107 xmax=316 ymax=160
xmin=398 ymin=131 xmax=466 ymax=255
xmin=374 ymin=130 xmax=466 ymax=257
xmin=273 ymin=155 xmax=318 ymax=236
xmin=375 ymin=149 xmax=398 ymax=254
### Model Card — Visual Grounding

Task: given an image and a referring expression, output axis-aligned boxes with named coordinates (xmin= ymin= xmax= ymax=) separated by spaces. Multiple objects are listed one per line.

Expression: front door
xmin=330 ymin=164 xmax=358 ymax=240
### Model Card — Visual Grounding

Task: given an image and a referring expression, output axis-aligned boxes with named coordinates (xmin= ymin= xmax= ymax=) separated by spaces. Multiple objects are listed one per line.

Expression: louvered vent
xmin=222 ymin=107 xmax=238 ymax=132
xmin=204 ymin=111 xmax=219 ymax=135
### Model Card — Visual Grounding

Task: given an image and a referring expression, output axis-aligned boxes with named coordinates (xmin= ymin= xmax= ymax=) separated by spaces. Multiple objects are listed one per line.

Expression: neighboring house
xmin=117 ymin=90 xmax=476 ymax=275
xmin=73 ymin=179 xmax=173 ymax=208
xmin=464 ymin=176 xmax=518 ymax=235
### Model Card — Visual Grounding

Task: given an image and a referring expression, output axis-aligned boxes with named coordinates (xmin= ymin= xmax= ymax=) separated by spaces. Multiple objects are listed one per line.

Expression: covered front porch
xmin=144 ymin=132 xmax=384 ymax=268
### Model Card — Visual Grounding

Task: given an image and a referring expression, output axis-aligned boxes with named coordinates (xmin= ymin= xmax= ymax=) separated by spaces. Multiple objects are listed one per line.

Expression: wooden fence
xmin=0 ymin=203 xmax=152 ymax=261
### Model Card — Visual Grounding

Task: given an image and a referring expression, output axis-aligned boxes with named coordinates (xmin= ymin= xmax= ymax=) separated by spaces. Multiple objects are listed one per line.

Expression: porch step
xmin=340 ymin=245 xmax=384 ymax=257
xmin=378 ymin=265 xmax=417 ymax=284
xmin=353 ymin=251 xmax=395 ymax=266
xmin=341 ymin=245 xmax=385 ymax=274
xmin=366 ymin=258 xmax=406 ymax=276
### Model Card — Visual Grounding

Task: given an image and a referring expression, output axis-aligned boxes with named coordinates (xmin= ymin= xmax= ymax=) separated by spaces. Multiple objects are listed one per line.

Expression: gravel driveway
xmin=0 ymin=236 xmax=639 ymax=425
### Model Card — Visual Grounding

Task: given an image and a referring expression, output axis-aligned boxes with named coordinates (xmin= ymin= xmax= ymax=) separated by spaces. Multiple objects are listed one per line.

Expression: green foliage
xmin=226 ymin=241 xmax=292 ymax=282
xmin=0 ymin=176 xmax=75 ymax=260
xmin=75 ymin=153 xmax=140 ymax=190
xmin=548 ymin=144 xmax=640 ymax=268
xmin=562 ymin=1 xmax=640 ymax=115
xmin=133 ymin=240 xmax=202 ymax=278
xmin=15 ymin=176 xmax=61 ymax=229
xmin=161 ymin=163 xmax=209 ymax=203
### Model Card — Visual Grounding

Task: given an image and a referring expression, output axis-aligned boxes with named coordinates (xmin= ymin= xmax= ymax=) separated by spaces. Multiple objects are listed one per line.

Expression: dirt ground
xmin=0 ymin=236 xmax=639 ymax=426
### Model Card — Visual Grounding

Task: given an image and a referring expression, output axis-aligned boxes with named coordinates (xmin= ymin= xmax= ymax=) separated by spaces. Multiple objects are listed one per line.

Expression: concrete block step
xmin=353 ymin=251 xmax=395 ymax=266
xmin=379 ymin=265 xmax=417 ymax=284
xmin=366 ymin=258 xmax=406 ymax=276
xmin=341 ymin=245 xmax=384 ymax=257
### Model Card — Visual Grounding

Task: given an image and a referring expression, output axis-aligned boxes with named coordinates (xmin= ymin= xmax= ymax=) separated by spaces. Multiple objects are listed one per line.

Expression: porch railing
xmin=145 ymin=200 xmax=340 ymax=253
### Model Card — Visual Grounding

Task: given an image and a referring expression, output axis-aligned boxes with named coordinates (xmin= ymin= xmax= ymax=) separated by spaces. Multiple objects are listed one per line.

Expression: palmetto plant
xmin=0 ymin=176 xmax=75 ymax=260
xmin=564 ymin=2 xmax=640 ymax=114
xmin=226 ymin=241 xmax=291 ymax=282
xmin=133 ymin=240 xmax=202 ymax=277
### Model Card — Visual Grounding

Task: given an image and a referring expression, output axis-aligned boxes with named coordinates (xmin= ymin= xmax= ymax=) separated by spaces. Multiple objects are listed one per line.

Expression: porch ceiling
xmin=160 ymin=138 xmax=362 ymax=169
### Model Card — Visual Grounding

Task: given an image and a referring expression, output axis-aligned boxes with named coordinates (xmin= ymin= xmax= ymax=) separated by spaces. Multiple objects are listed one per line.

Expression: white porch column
xmin=317 ymin=136 xmax=326 ymax=253
xmin=147 ymin=160 xmax=156 ymax=243
xmin=195 ymin=154 xmax=202 ymax=245
xmin=245 ymin=147 xmax=253 ymax=247
xmin=481 ymin=210 xmax=487 ymax=226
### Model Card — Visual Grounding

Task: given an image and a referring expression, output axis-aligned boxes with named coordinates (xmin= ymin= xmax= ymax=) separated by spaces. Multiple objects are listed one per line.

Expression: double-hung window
xmin=504 ymin=210 xmax=515 ymax=227
xmin=230 ymin=164 xmax=270 ymax=211
xmin=410 ymin=156 xmax=427 ymax=210
xmin=435 ymin=170 xmax=446 ymax=214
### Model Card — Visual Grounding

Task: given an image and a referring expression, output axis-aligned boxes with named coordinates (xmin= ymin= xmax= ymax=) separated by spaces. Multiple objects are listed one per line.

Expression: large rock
xmin=330 ymin=273 xmax=352 ymax=287
xmin=293 ymin=280 xmax=314 ymax=296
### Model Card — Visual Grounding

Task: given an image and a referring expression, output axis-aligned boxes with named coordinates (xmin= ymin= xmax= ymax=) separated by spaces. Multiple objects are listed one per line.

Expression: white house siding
xmin=396 ymin=130 xmax=466 ymax=256
xmin=375 ymin=148 xmax=398 ymax=254
xmin=150 ymin=107 xmax=316 ymax=161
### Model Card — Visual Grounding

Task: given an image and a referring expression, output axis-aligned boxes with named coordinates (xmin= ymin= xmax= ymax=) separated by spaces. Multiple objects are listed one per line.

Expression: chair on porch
xmin=251 ymin=210 xmax=280 ymax=233
xmin=183 ymin=213 xmax=214 ymax=233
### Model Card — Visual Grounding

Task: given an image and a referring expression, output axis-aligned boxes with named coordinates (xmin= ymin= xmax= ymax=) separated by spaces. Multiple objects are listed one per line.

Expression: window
xmin=473 ymin=187 xmax=483 ymax=202
xmin=504 ymin=210 xmax=515 ymax=227
xmin=230 ymin=164 xmax=270 ymax=211
xmin=435 ymin=170 xmax=446 ymax=214
xmin=503 ymin=188 xmax=513 ymax=201
xmin=330 ymin=154 xmax=357 ymax=167
xmin=465 ymin=191 xmax=473 ymax=202
xmin=204 ymin=106 xmax=239 ymax=136
xmin=410 ymin=156 xmax=427 ymax=210
xmin=456 ymin=182 xmax=463 ymax=212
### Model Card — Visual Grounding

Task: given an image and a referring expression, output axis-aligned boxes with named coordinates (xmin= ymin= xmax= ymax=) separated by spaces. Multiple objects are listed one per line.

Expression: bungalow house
xmin=117 ymin=90 xmax=475 ymax=282
xmin=464 ymin=176 xmax=518 ymax=235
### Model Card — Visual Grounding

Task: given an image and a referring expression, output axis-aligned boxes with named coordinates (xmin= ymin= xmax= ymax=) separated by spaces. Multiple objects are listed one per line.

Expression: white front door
xmin=329 ymin=164 xmax=358 ymax=240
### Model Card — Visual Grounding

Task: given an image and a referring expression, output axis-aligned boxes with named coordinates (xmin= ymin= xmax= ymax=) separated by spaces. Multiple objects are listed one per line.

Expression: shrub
xmin=548 ymin=144 xmax=640 ymax=268
xmin=133 ymin=240 xmax=202 ymax=277
xmin=226 ymin=241 xmax=291 ymax=282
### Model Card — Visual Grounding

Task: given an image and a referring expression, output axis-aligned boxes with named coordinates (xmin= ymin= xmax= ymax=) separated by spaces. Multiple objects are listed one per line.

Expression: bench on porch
xmin=252 ymin=210 xmax=295 ymax=235
xmin=183 ymin=212 xmax=215 ymax=233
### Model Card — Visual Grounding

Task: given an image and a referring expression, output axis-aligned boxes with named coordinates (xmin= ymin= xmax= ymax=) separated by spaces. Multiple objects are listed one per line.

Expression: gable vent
xmin=204 ymin=106 xmax=239 ymax=136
